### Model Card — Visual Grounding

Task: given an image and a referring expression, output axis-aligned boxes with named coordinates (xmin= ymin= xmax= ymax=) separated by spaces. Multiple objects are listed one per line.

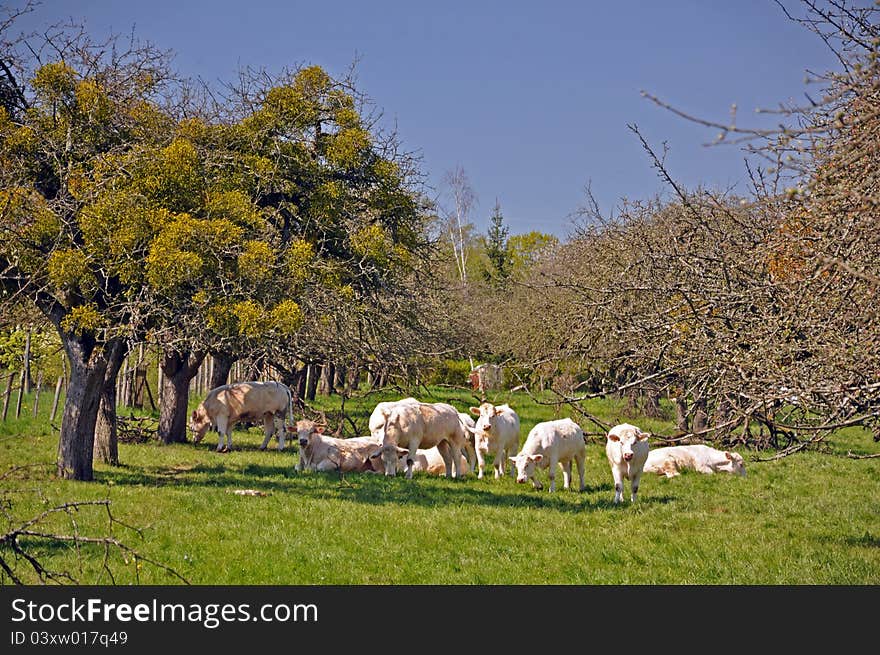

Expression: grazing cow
xmin=605 ymin=423 xmax=650 ymax=503
xmin=371 ymin=401 xmax=468 ymax=478
xmin=365 ymin=446 xmax=471 ymax=476
xmin=293 ymin=420 xmax=382 ymax=472
xmin=644 ymin=445 xmax=747 ymax=478
xmin=190 ymin=381 xmax=293 ymax=452
xmin=508 ymin=418 xmax=586 ymax=492
xmin=467 ymin=403 xmax=521 ymax=479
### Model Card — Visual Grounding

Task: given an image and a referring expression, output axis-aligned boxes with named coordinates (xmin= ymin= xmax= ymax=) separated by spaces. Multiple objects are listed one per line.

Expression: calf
xmin=366 ymin=446 xmax=471 ymax=476
xmin=508 ymin=418 xmax=586 ymax=492
xmin=468 ymin=403 xmax=521 ymax=479
xmin=644 ymin=445 xmax=746 ymax=478
xmin=605 ymin=423 xmax=650 ymax=503
xmin=293 ymin=420 xmax=382 ymax=473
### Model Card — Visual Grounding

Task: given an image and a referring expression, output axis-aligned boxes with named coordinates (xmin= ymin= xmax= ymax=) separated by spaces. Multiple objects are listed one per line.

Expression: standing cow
xmin=371 ymin=401 xmax=469 ymax=479
xmin=605 ymin=423 xmax=650 ymax=503
xmin=508 ymin=418 xmax=586 ymax=492
xmin=189 ymin=381 xmax=294 ymax=452
xmin=467 ymin=403 xmax=520 ymax=479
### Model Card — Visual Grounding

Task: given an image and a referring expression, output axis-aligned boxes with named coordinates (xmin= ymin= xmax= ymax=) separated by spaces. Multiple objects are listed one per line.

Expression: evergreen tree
xmin=483 ymin=200 xmax=511 ymax=286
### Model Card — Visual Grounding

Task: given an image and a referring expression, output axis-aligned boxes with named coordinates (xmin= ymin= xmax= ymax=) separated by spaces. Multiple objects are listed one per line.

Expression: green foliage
xmin=60 ymin=304 xmax=105 ymax=336
xmin=425 ymin=359 xmax=473 ymax=387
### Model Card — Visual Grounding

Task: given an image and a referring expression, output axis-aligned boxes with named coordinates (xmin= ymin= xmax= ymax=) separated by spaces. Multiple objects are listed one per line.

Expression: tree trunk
xmin=158 ymin=349 xmax=205 ymax=444
xmin=692 ymin=397 xmax=708 ymax=437
xmin=318 ymin=361 xmax=335 ymax=395
xmin=209 ymin=351 xmax=235 ymax=390
xmin=674 ymin=397 xmax=689 ymax=433
xmin=305 ymin=363 xmax=319 ymax=401
xmin=94 ymin=340 xmax=129 ymax=466
xmin=56 ymin=334 xmax=116 ymax=481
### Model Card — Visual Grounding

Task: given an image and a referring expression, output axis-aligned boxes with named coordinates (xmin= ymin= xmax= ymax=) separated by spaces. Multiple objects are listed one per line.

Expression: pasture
xmin=1 ymin=387 xmax=879 ymax=585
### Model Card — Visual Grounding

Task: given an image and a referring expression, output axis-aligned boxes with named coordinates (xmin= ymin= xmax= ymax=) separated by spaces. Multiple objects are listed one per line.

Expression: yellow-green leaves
xmin=32 ymin=62 xmax=77 ymax=104
xmin=135 ymin=138 xmax=205 ymax=212
xmin=205 ymin=190 xmax=264 ymax=229
xmin=60 ymin=304 xmax=105 ymax=336
xmin=205 ymin=299 xmax=303 ymax=338
xmin=325 ymin=127 xmax=370 ymax=167
xmin=238 ymin=240 xmax=274 ymax=283
xmin=145 ymin=215 xmax=244 ymax=290
xmin=285 ymin=238 xmax=315 ymax=287
xmin=48 ymin=249 xmax=89 ymax=290
xmin=351 ymin=224 xmax=390 ymax=266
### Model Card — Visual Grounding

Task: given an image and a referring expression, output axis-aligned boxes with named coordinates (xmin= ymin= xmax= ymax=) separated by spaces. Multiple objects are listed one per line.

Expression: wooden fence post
xmin=31 ymin=371 xmax=43 ymax=418
xmin=2 ymin=372 xmax=13 ymax=421
xmin=15 ymin=368 xmax=26 ymax=419
xmin=50 ymin=375 xmax=63 ymax=422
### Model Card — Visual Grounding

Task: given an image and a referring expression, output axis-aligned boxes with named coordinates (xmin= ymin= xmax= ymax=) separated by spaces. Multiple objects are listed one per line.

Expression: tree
xmin=440 ymin=165 xmax=477 ymax=284
xmin=482 ymin=199 xmax=512 ymax=287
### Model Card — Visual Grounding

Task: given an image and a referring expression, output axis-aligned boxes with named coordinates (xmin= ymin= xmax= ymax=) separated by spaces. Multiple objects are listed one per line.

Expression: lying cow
xmin=365 ymin=445 xmax=471 ymax=476
xmin=605 ymin=423 xmax=650 ymax=503
xmin=190 ymin=380 xmax=293 ymax=452
xmin=371 ymin=401 xmax=468 ymax=478
xmin=644 ymin=445 xmax=746 ymax=478
xmin=508 ymin=418 xmax=586 ymax=492
xmin=293 ymin=420 xmax=382 ymax=473
xmin=468 ymin=403 xmax=520 ymax=479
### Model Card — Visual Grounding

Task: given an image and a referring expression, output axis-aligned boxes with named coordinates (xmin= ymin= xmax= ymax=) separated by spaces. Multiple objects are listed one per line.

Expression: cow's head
xmin=294 ymin=419 xmax=324 ymax=449
xmin=367 ymin=445 xmax=409 ymax=476
xmin=721 ymin=451 xmax=747 ymax=477
xmin=469 ymin=403 xmax=504 ymax=448
xmin=607 ymin=424 xmax=650 ymax=461
xmin=189 ymin=405 xmax=212 ymax=443
xmin=508 ymin=453 xmax=543 ymax=484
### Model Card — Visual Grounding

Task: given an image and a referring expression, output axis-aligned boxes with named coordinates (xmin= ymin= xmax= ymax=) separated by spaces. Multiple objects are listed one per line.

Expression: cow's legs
xmin=436 ymin=440 xmax=454 ymax=478
xmin=258 ymin=414 xmax=274 ymax=451
xmin=575 ymin=453 xmax=586 ymax=492
xmin=631 ymin=472 xmax=642 ymax=503
xmin=611 ymin=466 xmax=624 ymax=503
xmin=405 ymin=442 xmax=418 ymax=479
xmin=215 ymin=416 xmax=230 ymax=452
xmin=562 ymin=459 xmax=572 ymax=491
xmin=547 ymin=456 xmax=560 ymax=492
xmin=475 ymin=443 xmax=486 ymax=479
xmin=276 ymin=415 xmax=286 ymax=450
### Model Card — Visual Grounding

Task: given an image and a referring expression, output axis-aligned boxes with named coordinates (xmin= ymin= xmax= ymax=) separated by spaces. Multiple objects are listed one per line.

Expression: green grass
xmin=1 ymin=387 xmax=879 ymax=584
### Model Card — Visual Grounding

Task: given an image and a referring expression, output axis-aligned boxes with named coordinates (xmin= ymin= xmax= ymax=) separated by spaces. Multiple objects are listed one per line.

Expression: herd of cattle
xmin=188 ymin=381 xmax=747 ymax=503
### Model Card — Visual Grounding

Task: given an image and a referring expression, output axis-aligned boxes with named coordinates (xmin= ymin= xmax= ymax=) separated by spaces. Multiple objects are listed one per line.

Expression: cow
xmin=371 ymin=401 xmax=469 ymax=478
xmin=508 ymin=418 xmax=586 ymax=492
xmin=190 ymin=381 xmax=294 ymax=452
xmin=365 ymin=446 xmax=471 ymax=476
xmin=292 ymin=420 xmax=382 ymax=473
xmin=467 ymin=403 xmax=520 ymax=479
xmin=368 ymin=397 xmax=420 ymax=439
xmin=644 ymin=444 xmax=747 ymax=478
xmin=605 ymin=423 xmax=650 ymax=503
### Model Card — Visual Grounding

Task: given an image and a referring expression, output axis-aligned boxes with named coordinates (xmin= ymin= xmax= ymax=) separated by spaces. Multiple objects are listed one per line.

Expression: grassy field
xmin=1 ymin=386 xmax=879 ymax=584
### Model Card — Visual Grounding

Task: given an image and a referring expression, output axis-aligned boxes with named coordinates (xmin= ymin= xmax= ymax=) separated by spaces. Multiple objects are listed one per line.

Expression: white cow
xmin=468 ymin=403 xmax=520 ymax=479
xmin=371 ymin=401 xmax=468 ymax=479
xmin=189 ymin=381 xmax=293 ymax=452
xmin=644 ymin=445 xmax=747 ymax=478
xmin=605 ymin=423 xmax=650 ymax=503
xmin=508 ymin=418 xmax=586 ymax=492
xmin=368 ymin=397 xmax=420 ymax=438
xmin=293 ymin=420 xmax=382 ymax=473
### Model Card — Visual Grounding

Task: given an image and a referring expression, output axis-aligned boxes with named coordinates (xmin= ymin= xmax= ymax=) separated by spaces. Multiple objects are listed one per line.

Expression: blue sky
xmin=9 ymin=1 xmax=841 ymax=237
